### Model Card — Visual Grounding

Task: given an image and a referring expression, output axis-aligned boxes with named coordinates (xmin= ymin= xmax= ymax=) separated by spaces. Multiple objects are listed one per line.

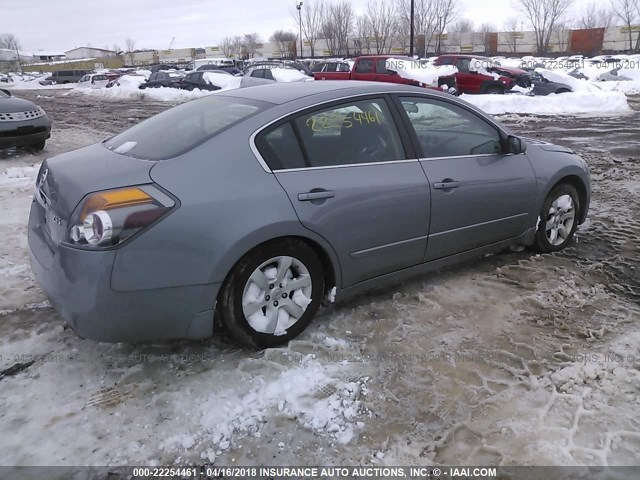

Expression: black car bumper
xmin=0 ymin=117 xmax=51 ymax=148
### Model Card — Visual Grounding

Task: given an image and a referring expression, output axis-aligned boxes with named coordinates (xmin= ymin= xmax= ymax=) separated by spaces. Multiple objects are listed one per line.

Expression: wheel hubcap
xmin=545 ymin=194 xmax=575 ymax=246
xmin=242 ymin=256 xmax=313 ymax=335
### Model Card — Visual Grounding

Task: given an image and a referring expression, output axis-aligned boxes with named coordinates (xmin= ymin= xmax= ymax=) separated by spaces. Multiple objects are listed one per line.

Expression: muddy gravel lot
xmin=0 ymin=90 xmax=639 ymax=473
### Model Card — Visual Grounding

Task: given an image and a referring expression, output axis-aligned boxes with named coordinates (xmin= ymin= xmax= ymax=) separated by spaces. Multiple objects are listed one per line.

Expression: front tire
xmin=27 ymin=141 xmax=45 ymax=152
xmin=483 ymin=85 xmax=504 ymax=95
xmin=216 ymin=239 xmax=325 ymax=348
xmin=535 ymin=184 xmax=580 ymax=253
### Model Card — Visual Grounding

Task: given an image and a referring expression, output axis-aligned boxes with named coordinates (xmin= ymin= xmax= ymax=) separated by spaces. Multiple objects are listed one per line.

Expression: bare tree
xmin=270 ymin=30 xmax=297 ymax=57
xmin=517 ymin=0 xmax=574 ymax=54
xmin=243 ymin=33 xmax=262 ymax=59
xmin=354 ymin=15 xmax=373 ymax=54
xmin=112 ymin=44 xmax=122 ymax=54
xmin=433 ymin=0 xmax=457 ymax=53
xmin=125 ymin=38 xmax=136 ymax=66
xmin=0 ymin=33 xmax=22 ymax=72
xmin=292 ymin=0 xmax=325 ymax=57
xmin=449 ymin=19 xmax=474 ymax=33
xmin=220 ymin=36 xmax=234 ymax=57
xmin=366 ymin=0 xmax=398 ymax=54
xmin=231 ymin=36 xmax=244 ymax=58
xmin=321 ymin=1 xmax=355 ymax=56
xmin=503 ymin=16 xmax=522 ymax=53
xmin=553 ymin=21 xmax=570 ymax=52
xmin=612 ymin=0 xmax=640 ymax=50
xmin=581 ymin=2 xmax=615 ymax=28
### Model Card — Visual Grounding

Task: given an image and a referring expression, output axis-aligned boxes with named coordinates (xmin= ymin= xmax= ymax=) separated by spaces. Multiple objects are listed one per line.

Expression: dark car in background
xmin=139 ymin=71 xmax=185 ymax=89
xmin=0 ymin=88 xmax=51 ymax=151
xmin=526 ymin=70 xmax=572 ymax=95
xmin=181 ymin=71 xmax=229 ymax=91
xmin=39 ymin=70 xmax=93 ymax=85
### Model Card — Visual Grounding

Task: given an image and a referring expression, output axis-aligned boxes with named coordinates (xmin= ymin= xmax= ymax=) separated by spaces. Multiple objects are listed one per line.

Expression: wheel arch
xmin=215 ymin=233 xmax=340 ymax=304
xmin=547 ymin=174 xmax=589 ymax=224
xmin=481 ymin=80 xmax=505 ymax=94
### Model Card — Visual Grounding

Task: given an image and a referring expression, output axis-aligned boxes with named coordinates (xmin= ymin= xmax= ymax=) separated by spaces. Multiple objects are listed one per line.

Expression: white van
xmin=187 ymin=58 xmax=236 ymax=71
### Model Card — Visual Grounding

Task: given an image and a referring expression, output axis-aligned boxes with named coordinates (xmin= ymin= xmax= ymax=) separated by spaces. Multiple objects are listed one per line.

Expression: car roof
xmin=220 ymin=80 xmax=449 ymax=105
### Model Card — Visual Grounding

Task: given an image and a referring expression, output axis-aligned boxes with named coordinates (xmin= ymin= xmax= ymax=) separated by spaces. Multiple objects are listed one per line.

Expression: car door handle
xmin=297 ymin=190 xmax=335 ymax=201
xmin=433 ymin=181 xmax=460 ymax=189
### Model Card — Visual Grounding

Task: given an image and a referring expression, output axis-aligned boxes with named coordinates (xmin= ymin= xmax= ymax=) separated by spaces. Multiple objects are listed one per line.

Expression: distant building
xmin=0 ymin=48 xmax=34 ymax=72
xmin=32 ymin=51 xmax=65 ymax=62
xmin=65 ymin=47 xmax=119 ymax=59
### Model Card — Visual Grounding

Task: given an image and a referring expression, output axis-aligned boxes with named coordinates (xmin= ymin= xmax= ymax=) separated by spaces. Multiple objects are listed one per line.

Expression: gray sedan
xmin=28 ymin=81 xmax=590 ymax=347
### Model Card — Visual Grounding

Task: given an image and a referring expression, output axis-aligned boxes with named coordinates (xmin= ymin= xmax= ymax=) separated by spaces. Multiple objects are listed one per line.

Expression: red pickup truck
xmin=434 ymin=54 xmax=531 ymax=94
xmin=314 ymin=55 xmax=454 ymax=91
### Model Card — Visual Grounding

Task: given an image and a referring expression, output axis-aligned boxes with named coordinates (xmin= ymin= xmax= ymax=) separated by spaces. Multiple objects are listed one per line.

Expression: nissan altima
xmin=28 ymin=81 xmax=590 ymax=347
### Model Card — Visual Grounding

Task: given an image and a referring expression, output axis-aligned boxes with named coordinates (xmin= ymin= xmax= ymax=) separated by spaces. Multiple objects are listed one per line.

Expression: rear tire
xmin=483 ymin=85 xmax=504 ymax=94
xmin=534 ymin=184 xmax=580 ymax=253
xmin=216 ymin=239 xmax=325 ymax=348
xmin=27 ymin=141 xmax=45 ymax=152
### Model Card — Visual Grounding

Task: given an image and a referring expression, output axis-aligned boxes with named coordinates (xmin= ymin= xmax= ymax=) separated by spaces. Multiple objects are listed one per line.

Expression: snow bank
xmin=199 ymin=355 xmax=366 ymax=450
xmin=386 ymin=58 xmax=457 ymax=86
xmin=618 ymin=68 xmax=640 ymax=81
xmin=71 ymin=77 xmax=213 ymax=102
xmin=463 ymin=91 xmax=630 ymax=116
xmin=3 ymin=73 xmax=73 ymax=90
xmin=270 ymin=68 xmax=312 ymax=83
xmin=202 ymin=71 xmax=242 ymax=90
xmin=596 ymin=80 xmax=640 ymax=95
xmin=535 ymin=68 xmax=603 ymax=93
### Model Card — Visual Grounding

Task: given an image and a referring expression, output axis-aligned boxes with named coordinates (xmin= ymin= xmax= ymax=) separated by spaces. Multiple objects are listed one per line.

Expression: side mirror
xmin=0 ymin=88 xmax=11 ymax=97
xmin=507 ymin=135 xmax=527 ymax=154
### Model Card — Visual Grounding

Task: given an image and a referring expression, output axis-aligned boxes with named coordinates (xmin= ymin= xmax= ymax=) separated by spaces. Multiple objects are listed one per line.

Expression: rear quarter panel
xmin=110 ymin=108 xmax=342 ymax=292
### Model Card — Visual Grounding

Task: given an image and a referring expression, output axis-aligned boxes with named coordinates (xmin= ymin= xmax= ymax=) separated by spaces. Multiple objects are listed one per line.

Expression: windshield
xmin=0 ymin=90 xmax=9 ymax=98
xmin=104 ymin=96 xmax=271 ymax=160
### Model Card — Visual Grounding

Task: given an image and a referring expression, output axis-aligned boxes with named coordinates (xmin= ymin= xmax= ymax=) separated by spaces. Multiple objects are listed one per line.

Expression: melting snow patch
xmin=198 ymin=356 xmax=366 ymax=452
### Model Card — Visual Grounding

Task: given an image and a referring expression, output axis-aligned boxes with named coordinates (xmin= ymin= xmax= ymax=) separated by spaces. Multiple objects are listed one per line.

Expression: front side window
xmin=105 ymin=96 xmax=271 ymax=160
xmin=250 ymin=69 xmax=264 ymax=78
xmin=399 ymin=96 xmax=502 ymax=158
xmin=292 ymin=98 xmax=405 ymax=167
xmin=376 ymin=59 xmax=390 ymax=74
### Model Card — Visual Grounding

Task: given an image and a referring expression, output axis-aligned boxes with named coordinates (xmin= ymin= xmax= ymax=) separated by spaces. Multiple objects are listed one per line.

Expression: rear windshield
xmin=104 ymin=96 xmax=271 ymax=160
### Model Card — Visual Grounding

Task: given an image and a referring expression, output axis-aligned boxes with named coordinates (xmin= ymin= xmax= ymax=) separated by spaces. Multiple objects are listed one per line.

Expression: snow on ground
xmin=463 ymin=91 xmax=630 ymax=116
xmin=70 ymin=80 xmax=212 ymax=102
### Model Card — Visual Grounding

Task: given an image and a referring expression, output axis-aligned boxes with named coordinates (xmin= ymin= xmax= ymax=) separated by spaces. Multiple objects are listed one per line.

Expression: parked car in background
xmin=314 ymin=55 xmax=454 ymax=91
xmin=0 ymin=74 xmax=12 ymax=83
xmin=76 ymin=73 xmax=110 ymax=89
xmin=149 ymin=64 xmax=175 ymax=73
xmin=28 ymin=81 xmax=590 ymax=347
xmin=40 ymin=70 xmax=93 ymax=85
xmin=196 ymin=65 xmax=243 ymax=76
xmin=139 ymin=71 xmax=185 ymax=89
xmin=525 ymin=70 xmax=572 ymax=95
xmin=435 ymin=55 xmax=531 ymax=94
xmin=240 ymin=64 xmax=313 ymax=88
xmin=0 ymin=88 xmax=51 ymax=151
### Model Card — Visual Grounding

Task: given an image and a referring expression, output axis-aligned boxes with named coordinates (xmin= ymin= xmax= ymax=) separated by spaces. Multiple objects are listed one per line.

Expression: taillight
xmin=65 ymin=186 xmax=175 ymax=248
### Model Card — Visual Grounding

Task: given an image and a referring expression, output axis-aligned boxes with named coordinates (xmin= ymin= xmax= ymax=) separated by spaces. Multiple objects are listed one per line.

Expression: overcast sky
xmin=4 ymin=0 xmax=594 ymax=53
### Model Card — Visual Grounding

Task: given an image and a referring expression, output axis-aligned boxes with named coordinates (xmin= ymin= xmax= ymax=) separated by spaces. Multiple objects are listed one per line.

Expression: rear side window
xmin=250 ymin=69 xmax=264 ymax=78
xmin=255 ymin=123 xmax=306 ymax=170
xmin=104 ymin=96 xmax=271 ymax=160
xmin=355 ymin=59 xmax=373 ymax=73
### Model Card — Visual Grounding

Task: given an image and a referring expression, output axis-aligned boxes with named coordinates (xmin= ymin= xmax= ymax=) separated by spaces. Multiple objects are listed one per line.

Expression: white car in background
xmin=76 ymin=74 xmax=110 ymax=89
xmin=240 ymin=64 xmax=313 ymax=88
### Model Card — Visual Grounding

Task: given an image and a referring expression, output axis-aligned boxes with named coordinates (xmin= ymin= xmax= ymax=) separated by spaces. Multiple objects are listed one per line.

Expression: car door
xmin=395 ymin=95 xmax=537 ymax=261
xmin=256 ymin=96 xmax=431 ymax=287
xmin=454 ymin=58 xmax=480 ymax=94
xmin=352 ymin=58 xmax=376 ymax=81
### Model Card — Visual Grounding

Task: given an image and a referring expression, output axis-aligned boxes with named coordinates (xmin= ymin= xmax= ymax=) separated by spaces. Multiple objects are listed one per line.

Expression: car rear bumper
xmin=27 ymin=200 xmax=219 ymax=343
xmin=0 ymin=117 xmax=51 ymax=148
